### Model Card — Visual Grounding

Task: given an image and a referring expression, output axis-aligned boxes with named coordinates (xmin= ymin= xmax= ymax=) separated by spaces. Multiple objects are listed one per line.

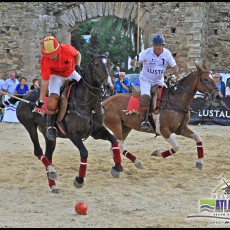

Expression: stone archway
xmin=56 ymin=2 xmax=150 ymax=46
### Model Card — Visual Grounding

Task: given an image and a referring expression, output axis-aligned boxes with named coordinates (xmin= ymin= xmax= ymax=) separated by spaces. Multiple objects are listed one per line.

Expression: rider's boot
xmin=45 ymin=93 xmax=60 ymax=141
xmin=140 ymin=94 xmax=151 ymax=132
xmin=46 ymin=114 xmax=58 ymax=141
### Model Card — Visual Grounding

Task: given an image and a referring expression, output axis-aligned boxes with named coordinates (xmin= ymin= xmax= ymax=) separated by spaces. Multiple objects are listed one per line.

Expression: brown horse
xmin=102 ymin=64 xmax=222 ymax=170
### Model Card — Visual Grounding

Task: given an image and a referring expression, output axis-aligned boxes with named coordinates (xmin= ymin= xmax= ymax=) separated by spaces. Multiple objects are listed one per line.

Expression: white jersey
xmin=139 ymin=47 xmax=177 ymax=86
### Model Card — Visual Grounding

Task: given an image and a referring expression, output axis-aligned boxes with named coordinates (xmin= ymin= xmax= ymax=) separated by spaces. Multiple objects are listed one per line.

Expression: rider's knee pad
xmin=140 ymin=94 xmax=150 ymax=111
xmin=46 ymin=93 xmax=60 ymax=115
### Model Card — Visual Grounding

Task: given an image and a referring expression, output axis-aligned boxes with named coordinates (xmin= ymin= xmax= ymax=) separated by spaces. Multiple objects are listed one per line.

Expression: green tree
xmin=71 ymin=16 xmax=137 ymax=71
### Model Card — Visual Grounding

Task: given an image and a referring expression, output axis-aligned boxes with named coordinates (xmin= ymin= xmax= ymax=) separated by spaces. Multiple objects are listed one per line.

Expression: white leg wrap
xmin=191 ymin=133 xmax=202 ymax=142
xmin=47 ymin=165 xmax=56 ymax=174
xmin=166 ymin=134 xmax=180 ymax=152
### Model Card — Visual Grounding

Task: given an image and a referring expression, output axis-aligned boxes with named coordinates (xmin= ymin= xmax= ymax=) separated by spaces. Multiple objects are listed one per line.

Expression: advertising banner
xmin=189 ymin=97 xmax=230 ymax=126
xmin=2 ymin=95 xmax=19 ymax=123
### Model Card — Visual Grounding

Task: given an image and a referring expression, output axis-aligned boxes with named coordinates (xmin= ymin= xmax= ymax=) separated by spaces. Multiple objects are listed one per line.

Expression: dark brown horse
xmin=16 ymin=51 xmax=123 ymax=193
xmin=102 ymin=64 xmax=222 ymax=170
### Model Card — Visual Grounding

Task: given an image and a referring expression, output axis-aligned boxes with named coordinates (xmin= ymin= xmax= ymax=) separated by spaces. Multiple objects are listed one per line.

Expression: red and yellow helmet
xmin=41 ymin=36 xmax=60 ymax=58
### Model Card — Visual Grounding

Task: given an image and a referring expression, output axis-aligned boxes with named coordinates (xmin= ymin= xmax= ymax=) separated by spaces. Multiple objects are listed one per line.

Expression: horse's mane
xmin=177 ymin=71 xmax=195 ymax=85
xmin=177 ymin=66 xmax=208 ymax=85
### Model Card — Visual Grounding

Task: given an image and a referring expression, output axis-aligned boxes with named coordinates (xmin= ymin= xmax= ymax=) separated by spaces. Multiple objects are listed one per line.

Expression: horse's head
xmin=86 ymin=51 xmax=113 ymax=86
xmin=194 ymin=63 xmax=222 ymax=103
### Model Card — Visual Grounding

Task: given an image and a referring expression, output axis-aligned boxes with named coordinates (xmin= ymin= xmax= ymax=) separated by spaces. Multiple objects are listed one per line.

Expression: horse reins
xmin=165 ymin=70 xmax=218 ymax=113
xmin=77 ymin=55 xmax=112 ymax=106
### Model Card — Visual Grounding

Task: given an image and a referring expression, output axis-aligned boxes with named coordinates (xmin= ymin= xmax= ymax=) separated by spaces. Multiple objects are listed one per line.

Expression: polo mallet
xmin=0 ymin=91 xmax=36 ymax=106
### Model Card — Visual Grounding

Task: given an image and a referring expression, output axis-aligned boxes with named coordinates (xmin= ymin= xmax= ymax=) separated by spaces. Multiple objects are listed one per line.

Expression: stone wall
xmin=0 ymin=2 xmax=229 ymax=82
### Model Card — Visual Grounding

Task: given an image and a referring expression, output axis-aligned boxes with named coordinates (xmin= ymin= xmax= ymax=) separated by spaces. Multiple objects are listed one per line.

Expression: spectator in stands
xmin=225 ymin=79 xmax=230 ymax=97
xmin=114 ymin=72 xmax=130 ymax=94
xmin=14 ymin=76 xmax=29 ymax=97
xmin=0 ymin=76 xmax=29 ymax=109
xmin=133 ymin=78 xmax=140 ymax=86
xmin=108 ymin=75 xmax=117 ymax=95
xmin=1 ymin=71 xmax=19 ymax=95
xmin=0 ymin=71 xmax=19 ymax=108
xmin=0 ymin=74 xmax=5 ymax=97
xmin=30 ymin=77 xmax=40 ymax=90
xmin=214 ymin=73 xmax=226 ymax=97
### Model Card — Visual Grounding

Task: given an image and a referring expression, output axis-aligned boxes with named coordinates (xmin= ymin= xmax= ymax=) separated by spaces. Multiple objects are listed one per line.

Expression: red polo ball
xmin=75 ymin=202 xmax=88 ymax=215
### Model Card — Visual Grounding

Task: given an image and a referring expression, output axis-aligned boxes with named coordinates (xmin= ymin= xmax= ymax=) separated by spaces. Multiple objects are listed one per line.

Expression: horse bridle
xmin=167 ymin=70 xmax=219 ymax=113
xmin=75 ymin=54 xmax=112 ymax=106
xmin=89 ymin=54 xmax=111 ymax=87
xmin=177 ymin=70 xmax=219 ymax=99
xmin=196 ymin=70 xmax=220 ymax=100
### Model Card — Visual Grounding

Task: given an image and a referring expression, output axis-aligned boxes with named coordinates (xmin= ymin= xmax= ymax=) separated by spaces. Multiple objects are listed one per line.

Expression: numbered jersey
xmin=139 ymin=47 xmax=176 ymax=84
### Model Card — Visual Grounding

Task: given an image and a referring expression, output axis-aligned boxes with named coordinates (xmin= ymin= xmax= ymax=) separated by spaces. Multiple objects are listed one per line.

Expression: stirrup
xmin=46 ymin=126 xmax=58 ymax=141
xmin=141 ymin=121 xmax=151 ymax=132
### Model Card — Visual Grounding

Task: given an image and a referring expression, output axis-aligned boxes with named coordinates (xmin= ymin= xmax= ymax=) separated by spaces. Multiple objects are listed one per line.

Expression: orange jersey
xmin=40 ymin=44 xmax=79 ymax=80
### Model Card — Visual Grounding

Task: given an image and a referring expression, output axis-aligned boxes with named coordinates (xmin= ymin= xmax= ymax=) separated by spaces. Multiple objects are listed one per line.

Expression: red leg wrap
xmin=38 ymin=154 xmax=51 ymax=168
xmin=79 ymin=158 xmax=87 ymax=178
xmin=197 ymin=142 xmax=204 ymax=158
xmin=112 ymin=142 xmax=121 ymax=164
xmin=162 ymin=148 xmax=175 ymax=158
xmin=47 ymin=174 xmax=56 ymax=188
xmin=123 ymin=150 xmax=136 ymax=162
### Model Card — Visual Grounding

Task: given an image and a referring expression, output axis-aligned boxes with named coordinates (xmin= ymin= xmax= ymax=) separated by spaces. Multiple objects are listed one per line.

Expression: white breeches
xmin=48 ymin=70 xmax=81 ymax=96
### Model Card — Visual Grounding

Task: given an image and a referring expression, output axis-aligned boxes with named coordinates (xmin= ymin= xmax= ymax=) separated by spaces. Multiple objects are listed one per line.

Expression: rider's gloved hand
xmin=75 ymin=65 xmax=83 ymax=73
xmin=35 ymin=99 xmax=44 ymax=108
xmin=75 ymin=65 xmax=85 ymax=77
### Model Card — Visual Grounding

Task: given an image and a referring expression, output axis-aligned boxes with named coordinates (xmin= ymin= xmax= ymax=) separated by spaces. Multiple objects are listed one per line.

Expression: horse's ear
xmin=203 ymin=64 xmax=208 ymax=70
xmin=86 ymin=51 xmax=94 ymax=58
xmin=194 ymin=62 xmax=202 ymax=72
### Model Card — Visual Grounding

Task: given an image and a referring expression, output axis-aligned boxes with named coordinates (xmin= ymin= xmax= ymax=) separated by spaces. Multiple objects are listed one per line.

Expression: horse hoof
xmin=111 ymin=168 xmax=120 ymax=178
xmin=196 ymin=162 xmax=203 ymax=170
xmin=134 ymin=159 xmax=144 ymax=169
xmin=51 ymin=188 xmax=61 ymax=194
xmin=74 ymin=177 xmax=85 ymax=188
xmin=50 ymin=185 xmax=60 ymax=194
xmin=47 ymin=165 xmax=58 ymax=180
xmin=151 ymin=150 xmax=161 ymax=157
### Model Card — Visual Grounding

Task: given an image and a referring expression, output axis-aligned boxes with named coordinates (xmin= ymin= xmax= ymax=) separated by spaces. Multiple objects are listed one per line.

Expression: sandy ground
xmin=0 ymin=122 xmax=230 ymax=228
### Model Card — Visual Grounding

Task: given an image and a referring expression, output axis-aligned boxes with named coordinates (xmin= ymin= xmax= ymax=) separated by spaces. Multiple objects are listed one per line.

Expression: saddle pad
xmin=127 ymin=95 xmax=140 ymax=113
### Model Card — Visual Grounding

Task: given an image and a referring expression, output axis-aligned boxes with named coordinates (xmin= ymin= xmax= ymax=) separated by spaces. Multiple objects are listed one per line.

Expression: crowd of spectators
xmin=0 ymin=70 xmax=41 ymax=117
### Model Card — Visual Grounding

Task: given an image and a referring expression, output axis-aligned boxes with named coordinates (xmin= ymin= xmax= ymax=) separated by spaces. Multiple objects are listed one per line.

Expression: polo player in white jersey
xmin=131 ymin=34 xmax=180 ymax=132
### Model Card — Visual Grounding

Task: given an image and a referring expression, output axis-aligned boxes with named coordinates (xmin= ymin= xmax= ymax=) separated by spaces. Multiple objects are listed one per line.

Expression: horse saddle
xmin=128 ymin=84 xmax=162 ymax=114
xmin=56 ymin=80 xmax=73 ymax=122
xmin=54 ymin=80 xmax=77 ymax=135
